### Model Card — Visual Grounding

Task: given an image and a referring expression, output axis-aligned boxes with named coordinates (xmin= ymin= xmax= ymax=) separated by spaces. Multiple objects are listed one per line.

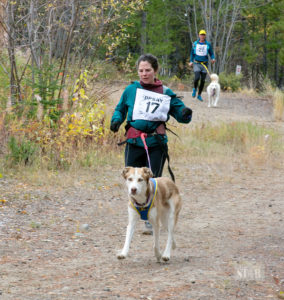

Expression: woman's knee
xmin=200 ymin=72 xmax=207 ymax=81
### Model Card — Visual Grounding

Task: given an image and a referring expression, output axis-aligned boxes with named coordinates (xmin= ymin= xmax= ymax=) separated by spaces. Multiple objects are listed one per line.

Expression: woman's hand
xmin=110 ymin=121 xmax=120 ymax=132
xmin=182 ymin=107 xmax=192 ymax=121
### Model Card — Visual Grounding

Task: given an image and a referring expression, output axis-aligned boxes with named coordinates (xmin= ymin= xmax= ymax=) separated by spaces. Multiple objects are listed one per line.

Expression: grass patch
xmin=168 ymin=121 xmax=283 ymax=164
xmin=273 ymin=89 xmax=284 ymax=121
xmin=0 ymin=143 xmax=124 ymax=188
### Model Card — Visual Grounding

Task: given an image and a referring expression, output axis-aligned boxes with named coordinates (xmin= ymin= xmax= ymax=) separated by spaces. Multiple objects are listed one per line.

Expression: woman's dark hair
xmin=136 ymin=54 xmax=159 ymax=71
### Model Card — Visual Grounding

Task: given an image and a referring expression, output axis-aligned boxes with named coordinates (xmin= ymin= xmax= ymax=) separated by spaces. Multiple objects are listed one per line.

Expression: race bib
xmin=132 ymin=88 xmax=171 ymax=121
xmin=196 ymin=44 xmax=208 ymax=56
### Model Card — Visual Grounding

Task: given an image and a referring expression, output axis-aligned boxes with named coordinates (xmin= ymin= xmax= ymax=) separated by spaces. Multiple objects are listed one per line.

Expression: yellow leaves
xmin=73 ymin=70 xmax=89 ymax=102
xmin=68 ymin=123 xmax=74 ymax=130
xmin=0 ymin=199 xmax=8 ymax=207
xmin=0 ymin=173 xmax=2 ymax=178
xmin=79 ymin=88 xmax=88 ymax=100
xmin=65 ymin=106 xmax=105 ymax=138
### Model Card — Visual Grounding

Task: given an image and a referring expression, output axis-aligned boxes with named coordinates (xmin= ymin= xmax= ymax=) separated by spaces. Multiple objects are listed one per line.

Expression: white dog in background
xmin=118 ymin=167 xmax=182 ymax=262
xmin=207 ymin=73 xmax=220 ymax=107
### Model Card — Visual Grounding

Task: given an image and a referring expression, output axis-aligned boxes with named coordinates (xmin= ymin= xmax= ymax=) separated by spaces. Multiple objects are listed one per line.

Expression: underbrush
xmin=0 ymin=59 xmax=283 ymax=183
xmin=1 ymin=116 xmax=283 ymax=186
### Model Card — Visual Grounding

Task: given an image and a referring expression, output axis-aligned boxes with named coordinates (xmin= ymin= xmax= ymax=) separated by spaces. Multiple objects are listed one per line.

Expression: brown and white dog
xmin=207 ymin=73 xmax=221 ymax=108
xmin=118 ymin=167 xmax=182 ymax=262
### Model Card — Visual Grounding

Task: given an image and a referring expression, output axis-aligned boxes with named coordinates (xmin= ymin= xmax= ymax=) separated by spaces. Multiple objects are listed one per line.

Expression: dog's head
xmin=122 ymin=167 xmax=153 ymax=201
xmin=210 ymin=73 xmax=219 ymax=83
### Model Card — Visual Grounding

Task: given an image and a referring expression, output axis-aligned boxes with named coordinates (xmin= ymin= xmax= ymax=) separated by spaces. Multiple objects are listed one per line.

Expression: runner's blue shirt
xmin=190 ymin=40 xmax=215 ymax=63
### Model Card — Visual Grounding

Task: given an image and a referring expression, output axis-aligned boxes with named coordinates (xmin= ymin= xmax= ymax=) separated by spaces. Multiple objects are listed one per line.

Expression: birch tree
xmin=0 ymin=0 xmax=145 ymax=105
xmin=182 ymin=0 xmax=242 ymax=73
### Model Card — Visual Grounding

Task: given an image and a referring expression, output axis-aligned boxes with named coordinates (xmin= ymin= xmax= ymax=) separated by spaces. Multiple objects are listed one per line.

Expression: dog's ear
xmin=142 ymin=167 xmax=153 ymax=180
xmin=122 ymin=167 xmax=132 ymax=179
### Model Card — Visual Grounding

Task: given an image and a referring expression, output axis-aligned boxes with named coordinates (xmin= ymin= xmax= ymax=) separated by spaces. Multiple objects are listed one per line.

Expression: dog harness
xmin=130 ymin=178 xmax=157 ymax=221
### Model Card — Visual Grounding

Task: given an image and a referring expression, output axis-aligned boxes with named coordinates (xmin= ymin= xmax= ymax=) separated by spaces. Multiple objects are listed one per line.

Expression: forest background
xmin=0 ymin=0 xmax=283 ymax=171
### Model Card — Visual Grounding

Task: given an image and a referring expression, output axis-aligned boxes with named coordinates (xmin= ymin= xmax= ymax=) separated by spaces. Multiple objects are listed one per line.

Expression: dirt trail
xmin=0 ymin=89 xmax=284 ymax=300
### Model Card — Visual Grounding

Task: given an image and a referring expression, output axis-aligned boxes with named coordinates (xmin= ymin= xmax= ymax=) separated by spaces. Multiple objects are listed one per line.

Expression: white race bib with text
xmin=132 ymin=88 xmax=171 ymax=121
xmin=196 ymin=44 xmax=208 ymax=56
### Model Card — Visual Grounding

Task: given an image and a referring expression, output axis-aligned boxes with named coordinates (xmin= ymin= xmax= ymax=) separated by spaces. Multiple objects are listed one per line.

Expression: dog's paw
xmin=154 ymin=248 xmax=161 ymax=262
xmin=162 ymin=256 xmax=170 ymax=262
xmin=156 ymin=256 xmax=161 ymax=262
xmin=117 ymin=253 xmax=126 ymax=259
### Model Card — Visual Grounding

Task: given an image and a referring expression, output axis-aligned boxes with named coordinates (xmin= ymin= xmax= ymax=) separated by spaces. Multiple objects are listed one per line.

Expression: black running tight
xmin=125 ymin=143 xmax=167 ymax=178
xmin=194 ymin=71 xmax=207 ymax=94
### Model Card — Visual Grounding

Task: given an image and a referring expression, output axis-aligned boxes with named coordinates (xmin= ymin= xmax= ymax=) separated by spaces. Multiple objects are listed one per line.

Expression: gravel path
xmin=0 ymin=90 xmax=283 ymax=300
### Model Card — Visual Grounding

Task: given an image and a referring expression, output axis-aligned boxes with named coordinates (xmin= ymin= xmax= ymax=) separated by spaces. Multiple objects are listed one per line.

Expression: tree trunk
xmin=263 ymin=14 xmax=267 ymax=76
xmin=141 ymin=11 xmax=147 ymax=54
xmin=6 ymin=1 xmax=21 ymax=104
xmin=274 ymin=48 xmax=279 ymax=86
xmin=57 ymin=0 xmax=80 ymax=100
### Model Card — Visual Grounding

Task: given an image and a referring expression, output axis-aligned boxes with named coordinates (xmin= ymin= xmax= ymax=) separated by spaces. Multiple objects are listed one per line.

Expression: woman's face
xmin=199 ymin=34 xmax=206 ymax=42
xmin=138 ymin=61 xmax=157 ymax=84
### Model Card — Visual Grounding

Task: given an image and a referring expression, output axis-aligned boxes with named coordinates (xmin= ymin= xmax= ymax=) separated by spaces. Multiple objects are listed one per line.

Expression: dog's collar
xmin=131 ymin=197 xmax=150 ymax=207
xmin=129 ymin=178 xmax=157 ymax=221
xmin=131 ymin=193 xmax=151 ymax=208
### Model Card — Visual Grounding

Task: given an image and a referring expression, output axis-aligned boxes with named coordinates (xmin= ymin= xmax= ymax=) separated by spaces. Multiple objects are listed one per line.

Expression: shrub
xmin=0 ymin=52 xmax=10 ymax=110
xmin=219 ymin=72 xmax=242 ymax=92
xmin=25 ymin=63 xmax=63 ymax=122
xmin=7 ymin=136 xmax=39 ymax=165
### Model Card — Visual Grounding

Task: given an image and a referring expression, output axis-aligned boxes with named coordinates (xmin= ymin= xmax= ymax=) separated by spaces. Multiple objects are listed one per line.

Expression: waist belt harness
xmin=118 ymin=125 xmax=176 ymax=182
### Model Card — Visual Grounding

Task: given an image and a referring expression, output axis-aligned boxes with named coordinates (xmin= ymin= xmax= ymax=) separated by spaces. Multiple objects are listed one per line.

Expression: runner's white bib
xmin=196 ymin=44 xmax=208 ymax=56
xmin=132 ymin=88 xmax=171 ymax=121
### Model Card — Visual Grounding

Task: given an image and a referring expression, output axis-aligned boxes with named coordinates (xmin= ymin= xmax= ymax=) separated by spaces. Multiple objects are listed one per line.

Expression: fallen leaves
xmin=0 ymin=199 xmax=8 ymax=208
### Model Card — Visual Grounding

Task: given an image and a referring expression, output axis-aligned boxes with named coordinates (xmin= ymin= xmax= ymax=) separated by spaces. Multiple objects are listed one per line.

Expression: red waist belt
xmin=126 ymin=124 xmax=166 ymax=139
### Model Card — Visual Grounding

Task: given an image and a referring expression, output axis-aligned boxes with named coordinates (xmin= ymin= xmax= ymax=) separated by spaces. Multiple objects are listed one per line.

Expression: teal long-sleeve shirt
xmin=190 ymin=39 xmax=215 ymax=63
xmin=111 ymin=81 xmax=192 ymax=147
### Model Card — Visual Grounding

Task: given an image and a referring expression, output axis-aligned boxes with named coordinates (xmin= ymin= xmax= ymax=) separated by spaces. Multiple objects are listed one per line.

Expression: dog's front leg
xmin=153 ymin=221 xmax=161 ymax=262
xmin=208 ymin=94 xmax=212 ymax=107
xmin=117 ymin=207 xmax=138 ymax=259
xmin=214 ymin=95 xmax=219 ymax=107
xmin=162 ymin=207 xmax=175 ymax=261
xmin=208 ymin=97 xmax=212 ymax=107
xmin=149 ymin=210 xmax=161 ymax=262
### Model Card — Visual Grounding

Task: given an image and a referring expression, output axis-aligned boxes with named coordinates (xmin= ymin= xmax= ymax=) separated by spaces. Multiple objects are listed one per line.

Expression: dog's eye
xmin=128 ymin=178 xmax=133 ymax=182
xmin=138 ymin=178 xmax=143 ymax=182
